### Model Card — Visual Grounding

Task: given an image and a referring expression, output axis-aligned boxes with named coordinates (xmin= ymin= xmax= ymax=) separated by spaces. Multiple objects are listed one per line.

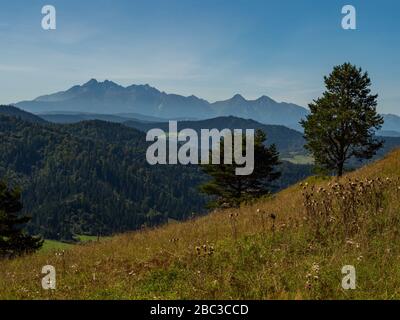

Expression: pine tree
xmin=0 ymin=181 xmax=43 ymax=258
xmin=300 ymin=63 xmax=384 ymax=176
xmin=200 ymin=129 xmax=281 ymax=208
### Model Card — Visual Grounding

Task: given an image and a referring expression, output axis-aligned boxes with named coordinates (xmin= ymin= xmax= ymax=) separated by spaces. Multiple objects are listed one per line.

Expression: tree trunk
xmin=337 ymin=162 xmax=344 ymax=177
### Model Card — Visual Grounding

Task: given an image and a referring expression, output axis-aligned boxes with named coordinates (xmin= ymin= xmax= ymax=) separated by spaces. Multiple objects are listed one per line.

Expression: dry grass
xmin=1 ymin=149 xmax=400 ymax=300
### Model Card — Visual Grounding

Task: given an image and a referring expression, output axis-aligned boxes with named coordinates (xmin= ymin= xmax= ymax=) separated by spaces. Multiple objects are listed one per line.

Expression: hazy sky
xmin=0 ymin=0 xmax=399 ymax=114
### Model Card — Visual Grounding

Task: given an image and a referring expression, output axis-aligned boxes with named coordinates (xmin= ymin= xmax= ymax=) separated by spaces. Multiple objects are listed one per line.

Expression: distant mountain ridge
xmin=13 ymin=79 xmax=400 ymax=133
xmin=15 ymin=79 xmax=309 ymax=130
xmin=0 ymin=105 xmax=47 ymax=124
xmin=381 ymin=114 xmax=400 ymax=136
xmin=377 ymin=130 xmax=400 ymax=137
xmin=0 ymin=106 xmax=307 ymax=157
xmin=124 ymin=116 xmax=306 ymax=157
xmin=39 ymin=111 xmax=197 ymax=124
xmin=210 ymin=94 xmax=307 ymax=130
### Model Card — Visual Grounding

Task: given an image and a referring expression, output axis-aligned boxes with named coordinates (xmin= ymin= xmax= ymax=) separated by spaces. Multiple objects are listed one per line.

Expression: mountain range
xmin=380 ymin=114 xmax=400 ymax=136
xmin=12 ymin=79 xmax=400 ymax=134
xmin=15 ymin=79 xmax=309 ymax=131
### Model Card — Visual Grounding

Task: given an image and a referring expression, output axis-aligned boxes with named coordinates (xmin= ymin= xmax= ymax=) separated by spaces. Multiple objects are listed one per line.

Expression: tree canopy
xmin=0 ymin=181 xmax=43 ymax=258
xmin=300 ymin=63 xmax=384 ymax=176
xmin=200 ymin=129 xmax=281 ymax=207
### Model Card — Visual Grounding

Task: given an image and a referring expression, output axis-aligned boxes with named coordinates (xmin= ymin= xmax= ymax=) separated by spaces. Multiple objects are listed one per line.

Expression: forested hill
xmin=0 ymin=114 xmax=208 ymax=240
xmin=0 ymin=105 xmax=47 ymax=124
xmin=124 ymin=116 xmax=306 ymax=156
xmin=0 ymin=107 xmax=314 ymax=241
xmin=2 ymin=106 xmax=400 ymax=242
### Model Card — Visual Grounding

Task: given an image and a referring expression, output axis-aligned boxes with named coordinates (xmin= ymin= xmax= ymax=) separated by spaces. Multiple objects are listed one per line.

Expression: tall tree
xmin=300 ymin=63 xmax=384 ymax=176
xmin=0 ymin=181 xmax=43 ymax=258
xmin=200 ymin=129 xmax=281 ymax=208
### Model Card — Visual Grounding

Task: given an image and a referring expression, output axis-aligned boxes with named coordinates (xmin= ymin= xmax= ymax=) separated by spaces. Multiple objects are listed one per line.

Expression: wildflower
xmin=311 ymin=263 xmax=320 ymax=273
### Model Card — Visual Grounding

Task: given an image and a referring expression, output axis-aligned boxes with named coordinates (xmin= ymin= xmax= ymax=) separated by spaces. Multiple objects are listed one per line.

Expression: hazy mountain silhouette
xmin=14 ymin=79 xmax=400 ymax=133
xmin=15 ymin=79 xmax=309 ymax=130
xmin=381 ymin=114 xmax=400 ymax=135
xmin=211 ymin=94 xmax=308 ymax=130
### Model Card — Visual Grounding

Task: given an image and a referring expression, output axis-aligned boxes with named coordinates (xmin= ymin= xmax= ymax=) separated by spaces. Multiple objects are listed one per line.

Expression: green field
xmin=40 ymin=235 xmax=109 ymax=253
xmin=283 ymin=154 xmax=314 ymax=165
xmin=40 ymin=240 xmax=73 ymax=253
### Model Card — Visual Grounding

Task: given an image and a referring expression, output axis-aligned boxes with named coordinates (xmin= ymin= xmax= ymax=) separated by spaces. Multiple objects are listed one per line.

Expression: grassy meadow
xmin=39 ymin=235 xmax=109 ymax=254
xmin=1 ymin=149 xmax=400 ymax=299
xmin=282 ymin=153 xmax=314 ymax=165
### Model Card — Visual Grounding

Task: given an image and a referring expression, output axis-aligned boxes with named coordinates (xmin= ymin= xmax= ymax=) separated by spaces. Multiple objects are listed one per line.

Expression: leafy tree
xmin=0 ymin=181 xmax=43 ymax=258
xmin=200 ymin=129 xmax=281 ymax=207
xmin=300 ymin=63 xmax=384 ymax=176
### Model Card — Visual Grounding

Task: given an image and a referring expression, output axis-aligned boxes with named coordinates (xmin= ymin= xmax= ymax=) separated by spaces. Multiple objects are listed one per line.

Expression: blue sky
xmin=0 ymin=0 xmax=399 ymax=114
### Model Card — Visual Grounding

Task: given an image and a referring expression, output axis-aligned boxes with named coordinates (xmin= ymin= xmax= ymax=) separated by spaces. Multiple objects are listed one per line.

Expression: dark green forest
xmin=2 ymin=103 xmax=400 ymax=241
xmin=0 ymin=107 xmax=313 ymax=241
xmin=0 ymin=115 xmax=208 ymax=240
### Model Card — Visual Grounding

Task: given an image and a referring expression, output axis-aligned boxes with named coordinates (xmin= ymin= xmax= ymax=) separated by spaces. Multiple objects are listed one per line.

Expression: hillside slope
xmin=1 ymin=149 xmax=400 ymax=299
xmin=0 ymin=105 xmax=47 ymax=124
xmin=0 ymin=115 xmax=208 ymax=240
xmin=0 ymin=111 xmax=315 ymax=241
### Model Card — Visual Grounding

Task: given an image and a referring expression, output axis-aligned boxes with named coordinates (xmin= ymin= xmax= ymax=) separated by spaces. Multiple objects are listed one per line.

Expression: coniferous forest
xmin=0 ymin=114 xmax=208 ymax=240
xmin=0 ymin=112 xmax=313 ymax=241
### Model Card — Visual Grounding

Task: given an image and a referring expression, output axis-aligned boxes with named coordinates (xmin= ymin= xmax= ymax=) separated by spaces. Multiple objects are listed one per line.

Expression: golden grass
xmin=1 ymin=149 xmax=400 ymax=300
